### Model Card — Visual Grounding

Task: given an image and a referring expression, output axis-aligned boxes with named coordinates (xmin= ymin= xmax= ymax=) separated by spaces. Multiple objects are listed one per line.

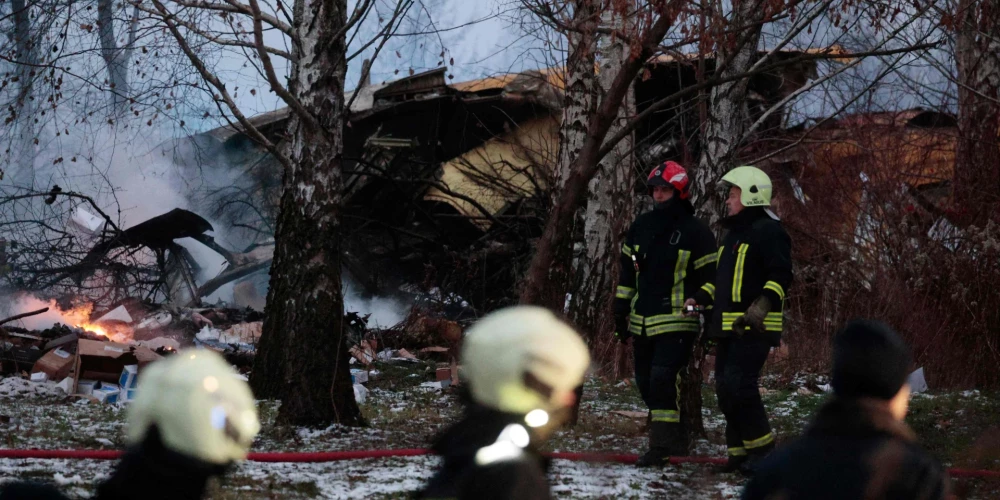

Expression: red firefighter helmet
xmin=646 ymin=161 xmax=690 ymax=199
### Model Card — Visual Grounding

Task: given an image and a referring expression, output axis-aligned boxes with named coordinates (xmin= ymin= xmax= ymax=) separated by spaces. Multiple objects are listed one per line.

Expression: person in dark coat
xmin=615 ymin=161 xmax=717 ymax=466
xmin=0 ymin=349 xmax=259 ymax=500
xmin=417 ymin=306 xmax=590 ymax=500
xmin=741 ymin=319 xmax=952 ymax=500
xmin=689 ymin=165 xmax=793 ymax=474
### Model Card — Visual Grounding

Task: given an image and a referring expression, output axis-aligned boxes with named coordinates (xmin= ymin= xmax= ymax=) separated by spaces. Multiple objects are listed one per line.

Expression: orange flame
xmin=59 ymin=303 xmax=110 ymax=339
xmin=77 ymin=322 xmax=109 ymax=338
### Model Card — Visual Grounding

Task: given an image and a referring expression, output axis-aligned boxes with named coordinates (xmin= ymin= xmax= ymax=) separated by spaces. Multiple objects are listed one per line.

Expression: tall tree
xmin=519 ymin=1 xmax=677 ymax=310
xmin=9 ymin=0 xmax=38 ymax=185
xmin=145 ymin=0 xmax=418 ymax=425
xmin=690 ymin=0 xmax=768 ymax=223
xmin=566 ymin=5 xmax=635 ymax=354
xmin=953 ymin=0 xmax=1000 ymax=223
xmin=97 ymin=0 xmax=139 ymax=114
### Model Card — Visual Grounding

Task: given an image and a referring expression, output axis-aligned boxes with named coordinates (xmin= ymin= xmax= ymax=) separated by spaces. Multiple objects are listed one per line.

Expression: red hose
xmin=0 ymin=448 xmax=998 ymax=478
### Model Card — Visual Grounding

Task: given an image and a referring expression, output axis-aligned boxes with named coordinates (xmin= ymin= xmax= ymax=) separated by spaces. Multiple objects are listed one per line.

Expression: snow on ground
xmin=0 ymin=455 xmax=744 ymax=499
xmin=2 ymin=362 xmax=998 ymax=498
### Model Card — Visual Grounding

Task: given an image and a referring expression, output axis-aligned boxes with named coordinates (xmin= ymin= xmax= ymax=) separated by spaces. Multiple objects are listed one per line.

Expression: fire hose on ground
xmin=1 ymin=448 xmax=999 ymax=479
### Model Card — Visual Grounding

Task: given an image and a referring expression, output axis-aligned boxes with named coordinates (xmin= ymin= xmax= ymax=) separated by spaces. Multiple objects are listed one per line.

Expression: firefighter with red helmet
xmin=614 ymin=161 xmax=717 ymax=466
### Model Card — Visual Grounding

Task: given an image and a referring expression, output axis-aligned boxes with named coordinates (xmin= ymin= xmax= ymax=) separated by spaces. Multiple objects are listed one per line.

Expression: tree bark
xmin=685 ymin=0 xmax=768 ymax=439
xmin=250 ymin=0 xmax=362 ymax=426
xmin=567 ymin=9 xmax=634 ymax=349
xmin=954 ymin=0 xmax=1000 ymax=223
xmin=691 ymin=0 xmax=767 ymax=225
xmin=97 ymin=0 xmax=135 ymax=114
xmin=519 ymin=9 xmax=676 ymax=308
xmin=11 ymin=0 xmax=36 ymax=185
xmin=539 ymin=0 xmax=599 ymax=315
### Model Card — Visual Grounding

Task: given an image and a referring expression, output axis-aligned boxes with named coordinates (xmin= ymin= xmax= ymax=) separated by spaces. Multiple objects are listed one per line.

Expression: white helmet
xmin=461 ymin=306 xmax=590 ymax=416
xmin=127 ymin=349 xmax=260 ymax=465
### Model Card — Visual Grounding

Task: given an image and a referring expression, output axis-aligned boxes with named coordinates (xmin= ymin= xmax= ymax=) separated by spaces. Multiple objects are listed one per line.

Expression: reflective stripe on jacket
xmin=615 ymin=200 xmax=716 ymax=336
xmin=696 ymin=207 xmax=792 ymax=345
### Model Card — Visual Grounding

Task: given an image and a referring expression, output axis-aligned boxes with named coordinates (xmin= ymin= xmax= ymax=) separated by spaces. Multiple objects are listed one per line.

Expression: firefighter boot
xmin=712 ymin=455 xmax=748 ymax=474
xmin=636 ymin=421 xmax=677 ymax=467
xmin=738 ymin=442 xmax=776 ymax=477
xmin=667 ymin=422 xmax=690 ymax=457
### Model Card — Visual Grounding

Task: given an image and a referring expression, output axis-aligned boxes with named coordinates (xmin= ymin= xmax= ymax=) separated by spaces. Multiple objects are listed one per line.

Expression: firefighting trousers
xmin=633 ymin=331 xmax=696 ymax=424
xmin=715 ymin=335 xmax=774 ymax=457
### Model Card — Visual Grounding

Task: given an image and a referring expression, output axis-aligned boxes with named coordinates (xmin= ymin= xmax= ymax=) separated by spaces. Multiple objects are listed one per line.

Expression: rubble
xmin=908 ymin=367 xmax=928 ymax=393
xmin=0 ymin=376 xmax=63 ymax=398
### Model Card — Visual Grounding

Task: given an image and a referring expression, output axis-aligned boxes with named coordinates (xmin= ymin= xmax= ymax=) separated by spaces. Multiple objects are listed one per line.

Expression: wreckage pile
xmin=346 ymin=308 xmax=469 ymax=399
xmin=0 ymin=299 xmax=265 ymax=404
xmin=1 ymin=296 xmax=476 ymax=406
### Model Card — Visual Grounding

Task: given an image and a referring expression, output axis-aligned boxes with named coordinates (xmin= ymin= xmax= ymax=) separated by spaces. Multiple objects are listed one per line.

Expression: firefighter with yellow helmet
xmin=688 ymin=166 xmax=793 ymax=475
xmin=0 ymin=349 xmax=259 ymax=500
xmin=418 ymin=306 xmax=590 ymax=500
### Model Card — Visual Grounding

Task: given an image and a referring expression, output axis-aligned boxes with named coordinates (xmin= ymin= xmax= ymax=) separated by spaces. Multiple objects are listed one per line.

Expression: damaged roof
xmin=200 ymin=48 xmax=835 ymax=145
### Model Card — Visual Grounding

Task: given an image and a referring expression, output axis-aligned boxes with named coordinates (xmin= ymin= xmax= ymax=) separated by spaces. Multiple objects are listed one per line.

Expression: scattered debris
xmin=93 ymin=305 xmax=133 ymax=324
xmin=351 ymin=369 xmax=369 ymax=384
xmin=612 ymin=411 xmax=649 ymax=419
xmin=353 ymin=383 xmax=369 ymax=404
xmin=908 ymin=367 xmax=928 ymax=393
xmin=32 ymin=347 xmax=75 ymax=381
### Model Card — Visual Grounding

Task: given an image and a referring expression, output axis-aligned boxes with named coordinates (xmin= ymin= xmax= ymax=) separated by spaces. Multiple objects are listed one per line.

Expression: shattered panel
xmin=423 ymin=117 xmax=558 ymax=230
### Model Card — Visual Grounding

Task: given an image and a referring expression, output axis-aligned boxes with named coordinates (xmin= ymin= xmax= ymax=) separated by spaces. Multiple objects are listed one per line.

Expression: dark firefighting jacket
xmin=695 ymin=207 xmax=792 ymax=346
xmin=615 ymin=199 xmax=717 ymax=336
xmin=418 ymin=405 xmax=552 ymax=500
xmin=742 ymin=398 xmax=952 ymax=500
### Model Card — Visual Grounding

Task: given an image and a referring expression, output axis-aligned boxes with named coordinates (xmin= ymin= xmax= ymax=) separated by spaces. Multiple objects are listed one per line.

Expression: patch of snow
xmin=0 ymin=376 xmax=62 ymax=398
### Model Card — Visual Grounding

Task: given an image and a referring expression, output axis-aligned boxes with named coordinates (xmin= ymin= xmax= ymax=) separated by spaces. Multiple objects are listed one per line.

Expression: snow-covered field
xmin=2 ymin=362 xmax=998 ymax=498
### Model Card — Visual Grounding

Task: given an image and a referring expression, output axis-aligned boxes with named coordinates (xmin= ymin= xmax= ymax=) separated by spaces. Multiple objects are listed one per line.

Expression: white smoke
xmin=343 ymin=277 xmax=410 ymax=329
xmin=0 ymin=294 xmax=90 ymax=331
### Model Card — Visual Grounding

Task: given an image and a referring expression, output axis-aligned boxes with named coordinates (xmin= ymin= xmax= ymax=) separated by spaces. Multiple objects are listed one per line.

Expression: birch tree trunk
xmin=249 ymin=0 xmax=361 ymax=426
xmin=520 ymin=4 xmax=674 ymax=309
xmin=691 ymin=0 xmax=766 ymax=224
xmin=97 ymin=0 xmax=135 ymax=114
xmin=954 ymin=0 xmax=1000 ymax=223
xmin=685 ymin=0 xmax=767 ymax=439
xmin=566 ymin=9 xmax=634 ymax=351
xmin=533 ymin=0 xmax=598 ymax=314
xmin=11 ymin=0 xmax=36 ymax=185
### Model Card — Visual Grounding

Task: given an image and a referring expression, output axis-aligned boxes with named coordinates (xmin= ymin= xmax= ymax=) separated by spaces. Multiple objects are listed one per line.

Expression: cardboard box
xmin=73 ymin=339 xmax=162 ymax=393
xmin=93 ymin=384 xmax=120 ymax=404
xmin=350 ymin=369 xmax=368 ymax=384
xmin=77 ymin=379 xmax=99 ymax=396
xmin=43 ymin=334 xmax=78 ymax=352
xmin=118 ymin=365 xmax=138 ymax=389
xmin=32 ymin=348 xmax=74 ymax=381
xmin=122 ymin=388 xmax=137 ymax=403
xmin=55 ymin=377 xmax=74 ymax=394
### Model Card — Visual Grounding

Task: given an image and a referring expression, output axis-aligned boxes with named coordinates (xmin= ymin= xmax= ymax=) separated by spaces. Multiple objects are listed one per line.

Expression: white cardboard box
xmin=118 ymin=365 xmax=138 ymax=389
xmin=76 ymin=379 xmax=99 ymax=396
xmin=93 ymin=384 xmax=120 ymax=404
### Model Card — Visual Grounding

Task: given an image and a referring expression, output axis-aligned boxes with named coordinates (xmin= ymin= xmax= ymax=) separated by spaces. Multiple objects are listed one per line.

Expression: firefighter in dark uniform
xmin=418 ymin=306 xmax=590 ymax=500
xmin=743 ymin=320 xmax=952 ymax=500
xmin=689 ymin=165 xmax=792 ymax=475
xmin=0 ymin=349 xmax=260 ymax=500
xmin=614 ymin=161 xmax=717 ymax=467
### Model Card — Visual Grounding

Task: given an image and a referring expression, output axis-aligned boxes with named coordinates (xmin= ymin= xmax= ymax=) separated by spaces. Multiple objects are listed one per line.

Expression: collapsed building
xmin=157 ymin=51 xmax=825 ymax=311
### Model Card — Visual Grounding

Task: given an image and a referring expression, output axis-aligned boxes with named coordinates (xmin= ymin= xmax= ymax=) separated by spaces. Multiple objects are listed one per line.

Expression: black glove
xmin=614 ymin=314 xmax=631 ymax=343
xmin=732 ymin=296 xmax=771 ymax=337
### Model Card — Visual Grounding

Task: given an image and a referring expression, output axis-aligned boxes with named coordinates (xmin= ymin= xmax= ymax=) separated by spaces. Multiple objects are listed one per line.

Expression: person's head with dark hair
xmin=832 ymin=319 xmax=913 ymax=420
